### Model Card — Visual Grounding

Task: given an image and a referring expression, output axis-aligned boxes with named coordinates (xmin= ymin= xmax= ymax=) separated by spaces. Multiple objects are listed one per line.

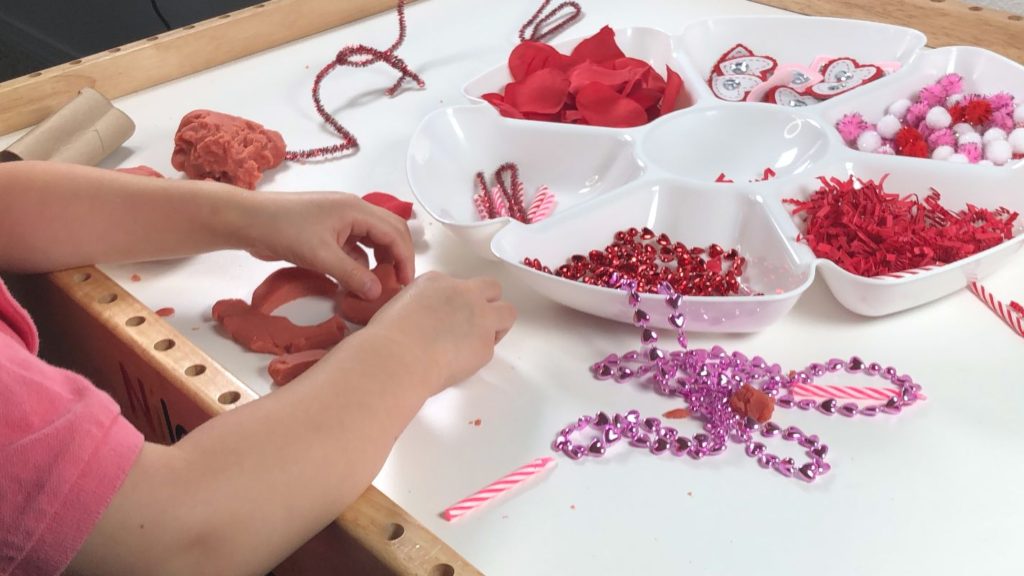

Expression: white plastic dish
xmin=406 ymin=17 xmax=1024 ymax=331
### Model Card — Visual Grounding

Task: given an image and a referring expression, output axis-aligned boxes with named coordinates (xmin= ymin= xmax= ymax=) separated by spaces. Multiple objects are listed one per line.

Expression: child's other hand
xmin=243 ymin=192 xmax=414 ymax=300
xmin=368 ymin=272 xmax=517 ymax=391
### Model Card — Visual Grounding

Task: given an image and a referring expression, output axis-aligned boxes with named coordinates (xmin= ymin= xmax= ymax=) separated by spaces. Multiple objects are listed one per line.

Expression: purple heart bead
xmin=817 ymin=398 xmax=838 ymax=415
xmin=815 ymin=459 xmax=832 ymax=475
xmin=642 ymin=417 xmax=661 ymax=433
xmin=776 ymin=395 xmax=795 ymax=409
xmin=560 ymin=425 xmax=575 ymax=436
xmin=622 ymin=351 xmax=640 ymax=361
xmin=614 ymin=367 xmax=634 ymax=383
xmin=630 ymin=432 xmax=651 ymax=448
xmin=827 ymin=358 xmax=845 ymax=372
xmin=761 ymin=422 xmax=782 ymax=437
xmin=867 ymin=362 xmax=882 ymax=376
xmin=628 ymin=291 xmax=641 ymax=307
xmin=651 ymin=438 xmax=670 ymax=455
xmin=708 ymin=444 xmax=727 ymax=456
xmin=810 ymin=444 xmax=829 ymax=459
xmin=641 ymin=328 xmax=658 ymax=345
xmin=809 ymin=362 xmax=827 ymax=377
xmin=677 ymin=333 xmax=689 ymax=348
xmin=693 ymin=433 xmax=710 ymax=449
xmin=797 ymin=462 xmax=818 ymax=482
xmin=658 ymin=426 xmax=678 ymax=440
xmin=710 ymin=345 xmax=727 ymax=359
xmin=775 ymin=457 xmax=796 ymax=477
xmin=671 ymin=437 xmax=693 ymax=456
xmin=838 ymin=403 xmax=859 ymax=417
xmin=588 ymin=439 xmax=606 ymax=456
xmin=900 ymin=386 xmax=917 ymax=402
xmin=796 ymin=399 xmax=817 ymax=410
xmin=625 ymin=410 xmax=641 ymax=424
xmin=648 ymin=347 xmax=665 ymax=362
xmin=622 ymin=424 xmax=639 ymax=439
xmin=859 ymin=406 xmax=879 ymax=417
xmin=782 ymin=426 xmax=803 ymax=442
xmin=757 ymin=454 xmax=779 ymax=469
xmin=745 ymin=442 xmax=767 ymax=457
xmin=883 ymin=366 xmax=897 ymax=379
xmin=592 ymin=412 xmax=611 ymax=428
xmin=846 ymin=356 xmax=865 ymax=372
xmin=604 ymin=428 xmax=621 ymax=444
xmin=668 ymin=312 xmax=686 ymax=328
xmin=595 ymin=364 xmax=614 ymax=380
xmin=552 ymin=435 xmax=569 ymax=451
xmin=567 ymin=445 xmax=586 ymax=460
xmin=577 ymin=415 xmax=593 ymax=428
xmin=666 ymin=293 xmax=682 ymax=309
xmin=601 ymin=354 xmax=620 ymax=365
xmin=751 ymin=356 xmax=768 ymax=369
xmin=633 ymin=309 xmax=651 ymax=327
xmin=798 ymin=434 xmax=820 ymax=449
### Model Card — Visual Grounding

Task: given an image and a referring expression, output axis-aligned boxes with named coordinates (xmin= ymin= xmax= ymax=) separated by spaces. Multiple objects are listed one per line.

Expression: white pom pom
xmin=856 ymin=130 xmax=883 ymax=152
xmin=1009 ymin=128 xmax=1024 ymax=154
xmin=875 ymin=115 xmax=902 ymax=139
xmin=925 ymin=106 xmax=952 ymax=129
xmin=931 ymin=145 xmax=955 ymax=160
xmin=952 ymin=122 xmax=975 ymax=135
xmin=1014 ymin=104 xmax=1024 ymax=126
xmin=985 ymin=139 xmax=1013 ymax=165
xmin=887 ymin=98 xmax=912 ymax=120
xmin=977 ymin=160 xmax=994 ymax=167
xmin=948 ymin=153 xmax=968 ymax=163
xmin=982 ymin=127 xmax=1008 ymax=143
xmin=958 ymin=132 xmax=983 ymax=146
xmin=946 ymin=93 xmax=964 ymax=107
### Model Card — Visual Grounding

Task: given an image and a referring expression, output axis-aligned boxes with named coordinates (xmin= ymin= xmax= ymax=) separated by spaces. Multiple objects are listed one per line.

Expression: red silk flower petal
xmin=576 ymin=82 xmax=648 ymax=128
xmin=505 ymin=68 xmax=570 ymax=114
xmin=509 ymin=41 xmax=577 ymax=82
xmin=482 ymin=92 xmax=526 ymax=119
xmin=661 ymin=66 xmax=683 ymax=116
xmin=567 ymin=61 xmax=641 ymax=94
xmin=626 ymin=86 xmax=662 ymax=109
xmin=570 ymin=26 xmax=626 ymax=63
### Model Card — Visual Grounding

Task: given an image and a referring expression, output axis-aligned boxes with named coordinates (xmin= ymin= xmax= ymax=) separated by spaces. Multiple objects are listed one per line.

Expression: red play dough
xmin=362 ymin=192 xmax=414 ymax=220
xmin=268 ymin=349 xmax=328 ymax=386
xmin=251 ymin=267 xmax=339 ymax=315
xmin=336 ymin=263 xmax=403 ymax=325
xmin=116 ymin=165 xmax=165 ymax=178
xmin=171 ymin=110 xmax=286 ymax=190
xmin=212 ymin=267 xmax=346 ymax=355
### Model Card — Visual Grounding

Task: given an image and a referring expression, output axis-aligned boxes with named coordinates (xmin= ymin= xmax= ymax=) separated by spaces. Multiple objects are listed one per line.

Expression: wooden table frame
xmin=2 ymin=0 xmax=1020 ymax=574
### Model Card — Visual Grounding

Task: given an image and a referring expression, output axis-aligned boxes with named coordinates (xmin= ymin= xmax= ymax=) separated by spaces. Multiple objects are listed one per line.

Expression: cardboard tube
xmin=1 ymin=88 xmax=134 ymax=165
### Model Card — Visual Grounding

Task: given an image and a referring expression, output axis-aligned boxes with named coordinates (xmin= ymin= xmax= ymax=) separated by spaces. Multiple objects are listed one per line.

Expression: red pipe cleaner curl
xmin=286 ymin=0 xmax=424 ymax=161
xmin=519 ymin=0 xmax=584 ymax=43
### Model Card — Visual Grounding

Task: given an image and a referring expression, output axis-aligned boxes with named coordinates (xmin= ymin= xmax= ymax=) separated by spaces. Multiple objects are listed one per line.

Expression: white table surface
xmin=4 ymin=1 xmax=1022 ymax=574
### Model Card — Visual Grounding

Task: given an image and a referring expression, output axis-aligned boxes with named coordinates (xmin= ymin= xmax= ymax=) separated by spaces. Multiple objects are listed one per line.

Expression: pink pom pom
xmin=917 ymin=83 xmax=946 ymax=108
xmin=916 ymin=121 xmax=934 ymax=141
xmin=958 ymin=141 xmax=983 ymax=163
xmin=905 ymin=101 xmax=930 ymax=127
xmin=927 ymin=128 xmax=956 ymax=149
xmin=988 ymin=92 xmax=1014 ymax=113
xmin=936 ymin=73 xmax=963 ymax=96
xmin=836 ymin=113 xmax=870 ymax=143
xmin=989 ymin=110 xmax=1015 ymax=132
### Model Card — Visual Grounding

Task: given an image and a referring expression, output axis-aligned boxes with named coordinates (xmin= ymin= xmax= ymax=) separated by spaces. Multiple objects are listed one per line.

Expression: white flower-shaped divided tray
xmin=407 ymin=16 xmax=1024 ymax=332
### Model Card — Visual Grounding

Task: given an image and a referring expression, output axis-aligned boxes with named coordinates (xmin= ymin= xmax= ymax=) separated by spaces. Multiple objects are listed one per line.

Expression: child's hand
xmin=368 ymin=272 xmax=517 ymax=391
xmin=243 ymin=192 xmax=413 ymax=300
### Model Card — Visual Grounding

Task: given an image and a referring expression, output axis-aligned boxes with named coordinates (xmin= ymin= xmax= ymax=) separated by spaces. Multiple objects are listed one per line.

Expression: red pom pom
xmin=962 ymin=98 xmax=993 ymax=126
xmin=893 ymin=126 xmax=928 ymax=157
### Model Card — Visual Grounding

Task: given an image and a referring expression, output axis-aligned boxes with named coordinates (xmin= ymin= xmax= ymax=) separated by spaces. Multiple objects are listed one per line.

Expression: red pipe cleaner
xmin=519 ymin=0 xmax=583 ymax=43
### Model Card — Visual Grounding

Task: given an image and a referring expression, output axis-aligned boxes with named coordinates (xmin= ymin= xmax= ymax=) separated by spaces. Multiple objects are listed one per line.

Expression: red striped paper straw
xmin=442 ymin=456 xmax=556 ymax=521
xmin=969 ymin=281 xmax=1024 ymax=339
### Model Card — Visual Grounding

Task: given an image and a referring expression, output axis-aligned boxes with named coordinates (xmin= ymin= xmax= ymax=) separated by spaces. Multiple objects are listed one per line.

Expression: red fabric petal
xmin=570 ymin=26 xmax=626 ymax=63
xmin=626 ymin=86 xmax=662 ymax=109
xmin=508 ymin=41 xmax=577 ymax=82
xmin=576 ymin=82 xmax=648 ymax=128
xmin=482 ymin=92 xmax=525 ymax=119
xmin=661 ymin=66 xmax=683 ymax=116
xmin=505 ymin=68 xmax=570 ymax=114
xmin=607 ymin=57 xmax=659 ymax=94
xmin=362 ymin=192 xmax=413 ymax=220
xmin=567 ymin=61 xmax=642 ymax=94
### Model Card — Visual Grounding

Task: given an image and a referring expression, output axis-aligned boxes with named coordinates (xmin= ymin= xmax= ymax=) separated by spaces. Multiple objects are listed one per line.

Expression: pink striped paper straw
xmin=969 ymin=281 xmax=1024 ymax=339
xmin=442 ymin=456 xmax=556 ymax=521
xmin=791 ymin=383 xmax=899 ymax=401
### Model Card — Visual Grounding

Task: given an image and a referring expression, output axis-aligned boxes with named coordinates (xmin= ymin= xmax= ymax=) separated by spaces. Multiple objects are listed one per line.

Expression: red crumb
xmin=155 ymin=307 xmax=175 ymax=317
xmin=570 ymin=504 xmax=576 ymax=510
xmin=474 ymin=418 xmax=482 ymax=427
xmin=688 ymin=492 xmax=693 ymax=497
xmin=662 ymin=408 xmax=690 ymax=419
xmin=130 ymin=274 xmax=141 ymax=282
xmin=729 ymin=384 xmax=775 ymax=423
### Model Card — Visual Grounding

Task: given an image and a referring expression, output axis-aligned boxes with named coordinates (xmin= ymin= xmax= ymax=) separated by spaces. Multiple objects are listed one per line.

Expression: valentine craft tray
xmin=407 ymin=16 xmax=1024 ymax=332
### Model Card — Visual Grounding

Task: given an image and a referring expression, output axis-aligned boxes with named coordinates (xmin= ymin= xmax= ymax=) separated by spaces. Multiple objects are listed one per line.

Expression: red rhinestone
xmin=626 ymin=227 xmax=639 ymax=238
xmin=709 ymin=244 xmax=724 ymax=258
xmin=640 ymin=227 xmax=655 ymax=240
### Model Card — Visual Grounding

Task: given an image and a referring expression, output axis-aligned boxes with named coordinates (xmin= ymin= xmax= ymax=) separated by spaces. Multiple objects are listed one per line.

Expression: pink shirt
xmin=0 ymin=277 xmax=143 ymax=575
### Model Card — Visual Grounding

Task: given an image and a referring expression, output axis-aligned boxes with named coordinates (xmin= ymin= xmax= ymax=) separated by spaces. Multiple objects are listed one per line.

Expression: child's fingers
xmin=489 ymin=301 xmax=517 ymax=341
xmin=343 ymin=241 xmax=369 ymax=269
xmin=468 ymin=277 xmax=503 ymax=302
xmin=327 ymin=248 xmax=381 ymax=300
xmin=357 ymin=218 xmax=415 ymax=284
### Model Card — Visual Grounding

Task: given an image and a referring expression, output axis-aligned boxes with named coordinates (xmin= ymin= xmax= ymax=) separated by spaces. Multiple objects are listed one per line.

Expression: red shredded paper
xmin=784 ymin=176 xmax=1018 ymax=277
xmin=483 ymin=26 xmax=683 ymax=127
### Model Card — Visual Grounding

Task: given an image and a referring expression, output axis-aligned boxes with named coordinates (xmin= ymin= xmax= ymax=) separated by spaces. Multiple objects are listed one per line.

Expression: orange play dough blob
xmin=268 ymin=349 xmax=328 ymax=386
xmin=336 ymin=264 xmax=403 ymax=325
xmin=172 ymin=110 xmax=286 ymax=189
xmin=116 ymin=165 xmax=165 ymax=178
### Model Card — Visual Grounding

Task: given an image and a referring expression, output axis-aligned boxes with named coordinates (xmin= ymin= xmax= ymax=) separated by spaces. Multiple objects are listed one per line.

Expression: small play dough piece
xmin=728 ymin=384 xmax=775 ymax=423
xmin=336 ymin=263 xmax=403 ymax=325
xmin=171 ymin=110 xmax=286 ymax=190
xmin=213 ymin=300 xmax=346 ymax=355
xmin=116 ymin=165 xmax=165 ymax=178
xmin=362 ymin=191 xmax=414 ymax=220
xmin=251 ymin=267 xmax=339 ymax=315
xmin=268 ymin=349 xmax=328 ymax=386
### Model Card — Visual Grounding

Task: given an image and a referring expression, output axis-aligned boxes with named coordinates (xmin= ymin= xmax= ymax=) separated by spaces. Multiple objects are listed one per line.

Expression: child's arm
xmin=0 ymin=160 xmax=412 ymax=298
xmin=70 ymin=274 xmax=516 ymax=576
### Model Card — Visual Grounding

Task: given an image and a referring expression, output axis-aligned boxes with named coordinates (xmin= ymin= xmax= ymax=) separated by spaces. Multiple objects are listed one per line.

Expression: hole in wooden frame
xmin=97 ymin=293 xmax=118 ymax=304
xmin=154 ymin=338 xmax=176 ymax=351
xmin=125 ymin=316 xmax=146 ymax=327
xmin=73 ymin=272 xmax=92 ymax=282
xmin=218 ymin=390 xmax=242 ymax=405
xmin=185 ymin=364 xmax=207 ymax=377
xmin=385 ymin=523 xmax=405 ymax=541
xmin=430 ymin=564 xmax=455 ymax=576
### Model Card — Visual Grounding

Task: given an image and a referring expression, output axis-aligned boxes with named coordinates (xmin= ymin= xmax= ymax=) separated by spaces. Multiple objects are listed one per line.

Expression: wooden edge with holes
xmin=10 ymin=267 xmax=481 ymax=576
xmin=752 ymin=0 xmax=1024 ymax=64
xmin=0 ymin=0 xmax=404 ymax=136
